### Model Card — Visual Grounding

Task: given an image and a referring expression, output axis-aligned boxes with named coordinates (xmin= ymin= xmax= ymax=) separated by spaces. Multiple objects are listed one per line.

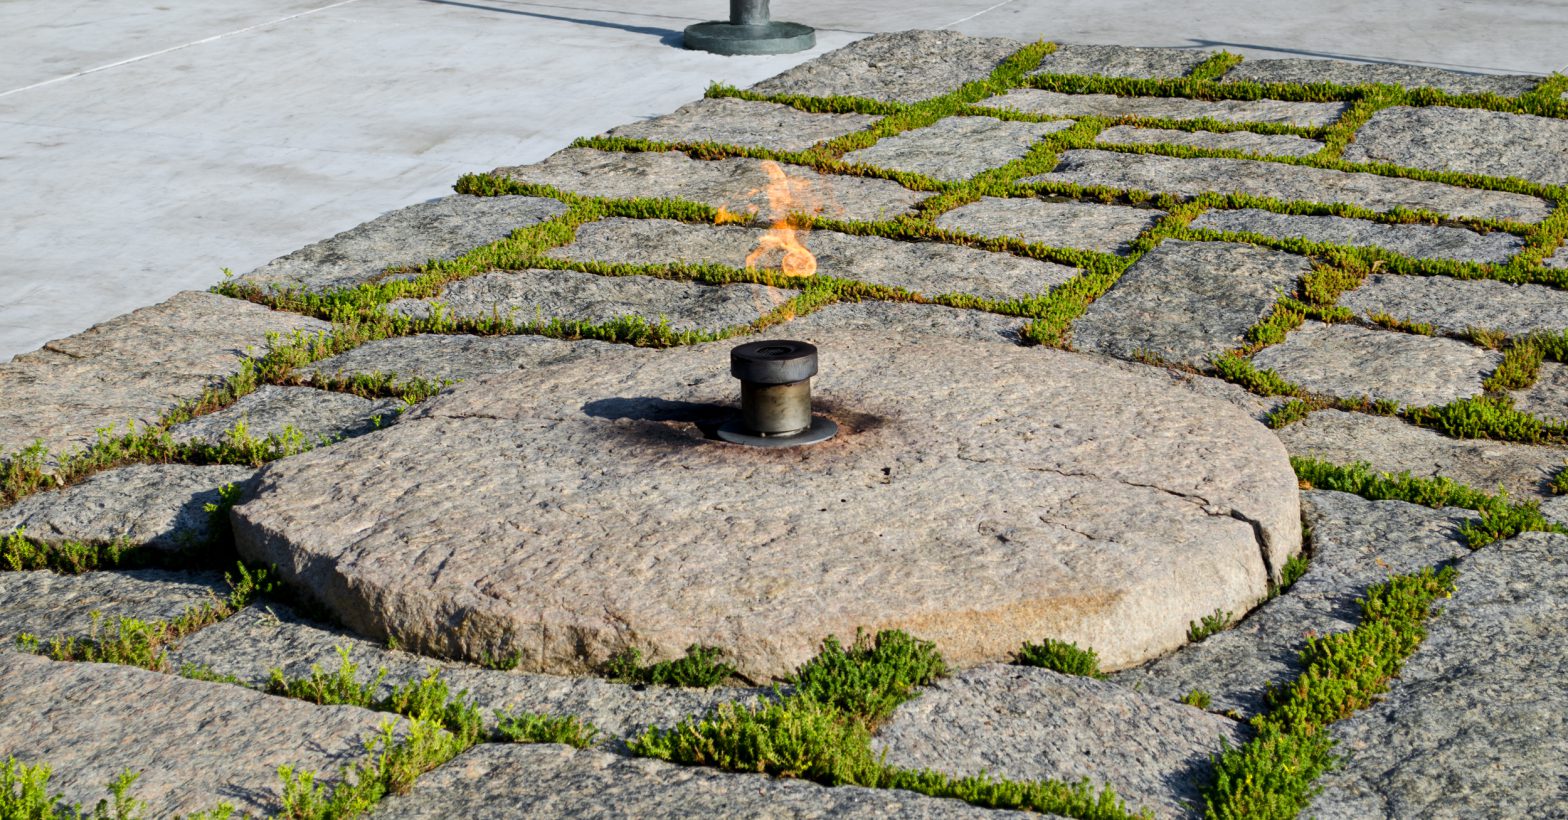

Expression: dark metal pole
xmin=731 ymin=0 xmax=769 ymax=26
xmin=683 ymin=0 xmax=814 ymax=55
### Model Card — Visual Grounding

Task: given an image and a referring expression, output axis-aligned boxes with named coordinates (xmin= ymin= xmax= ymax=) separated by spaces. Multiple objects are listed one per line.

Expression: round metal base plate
xmin=682 ymin=21 xmax=815 ymax=55
xmin=716 ymin=416 xmax=838 ymax=448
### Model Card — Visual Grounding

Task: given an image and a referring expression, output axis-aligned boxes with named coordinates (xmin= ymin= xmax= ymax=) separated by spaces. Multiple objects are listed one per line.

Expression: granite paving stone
xmin=872 ymin=664 xmax=1249 ymax=818
xmin=1344 ymin=106 xmax=1568 ymax=187
xmin=1095 ymin=125 xmax=1323 ymax=158
xmin=1113 ymin=491 xmax=1473 ymax=716
xmin=1544 ymin=496 xmax=1568 ymax=527
xmin=170 ymin=385 xmax=402 ymax=447
xmin=1511 ymin=361 xmax=1568 ymax=424
xmin=1088 ymin=354 xmax=1289 ymax=423
xmin=496 ymin=148 xmax=923 ymax=223
xmin=600 ymin=97 xmax=879 ymax=152
xmin=934 ymin=196 xmax=1163 ymax=255
xmin=1545 ymin=244 xmax=1568 ymax=270
xmin=747 ymin=30 xmax=1024 ymax=104
xmin=0 ymin=569 xmax=229 ymax=646
xmin=1190 ymin=210 xmax=1523 ymax=264
xmin=842 ymin=116 xmax=1071 ymax=182
xmin=239 ymin=195 xmax=569 ymax=293
xmin=1251 ymin=321 xmax=1500 ymax=406
xmin=1070 ymin=240 xmax=1310 ymax=367
xmin=1337 ymin=273 xmax=1568 ymax=337
xmin=1221 ymin=58 xmax=1542 ymax=97
xmin=1031 ymin=43 xmax=1215 ymax=79
xmin=0 ymin=652 xmax=402 ymax=817
xmin=779 ymin=301 xmax=1026 ymax=346
xmin=1308 ymin=531 xmax=1568 ymax=818
xmin=977 ymin=89 xmax=1346 ymax=127
xmin=1 ymin=464 xmax=256 ymax=550
xmin=303 ymin=334 xmax=622 ymax=386
xmin=0 ymin=292 xmax=328 ymax=458
xmin=1027 ymin=150 xmax=1553 ymax=223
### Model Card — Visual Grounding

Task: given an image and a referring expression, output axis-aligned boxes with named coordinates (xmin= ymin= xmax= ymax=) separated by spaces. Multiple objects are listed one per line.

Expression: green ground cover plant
xmin=599 ymin=644 xmax=736 ymax=688
xmin=1179 ymin=690 xmax=1214 ymax=710
xmin=0 ymin=758 xmax=144 ymax=820
xmin=1187 ymin=610 xmax=1234 ymax=642
xmin=1011 ymin=638 xmax=1105 ymax=678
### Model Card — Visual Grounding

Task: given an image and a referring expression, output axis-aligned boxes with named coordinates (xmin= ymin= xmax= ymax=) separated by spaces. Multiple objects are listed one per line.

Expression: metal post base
xmin=717 ymin=416 xmax=838 ymax=448
xmin=682 ymin=20 xmax=815 ymax=55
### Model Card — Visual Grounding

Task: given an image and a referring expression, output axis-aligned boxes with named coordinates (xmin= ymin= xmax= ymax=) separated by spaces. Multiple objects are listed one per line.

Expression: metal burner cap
xmin=730 ymin=339 xmax=818 ymax=385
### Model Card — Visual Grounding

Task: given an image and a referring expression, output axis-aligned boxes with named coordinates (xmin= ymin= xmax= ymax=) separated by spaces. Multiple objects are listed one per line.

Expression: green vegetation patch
xmin=1011 ymin=638 xmax=1105 ymax=679
xmin=1402 ymin=395 xmax=1568 ymax=445
xmin=1187 ymin=610 xmax=1234 ymax=643
xmin=1 ymin=758 xmax=144 ymax=820
xmin=600 ymin=644 xmax=737 ymax=688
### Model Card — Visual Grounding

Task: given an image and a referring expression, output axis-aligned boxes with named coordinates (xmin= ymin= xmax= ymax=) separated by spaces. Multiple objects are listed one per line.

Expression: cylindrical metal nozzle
xmin=717 ymin=340 xmax=837 ymax=447
xmin=731 ymin=0 xmax=770 ymax=26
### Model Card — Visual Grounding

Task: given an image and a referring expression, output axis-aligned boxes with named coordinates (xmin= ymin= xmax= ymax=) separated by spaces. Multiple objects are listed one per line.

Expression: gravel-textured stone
xmin=1308 ymin=531 xmax=1568 ymax=818
xmin=1190 ymin=210 xmax=1523 ymax=263
xmin=1032 ymin=43 xmax=1214 ymax=79
xmin=602 ymin=97 xmax=879 ymax=152
xmin=374 ymin=743 xmax=1027 ymax=819
xmin=748 ymin=30 xmax=1024 ymax=104
xmin=934 ymin=196 xmax=1164 ymax=255
xmin=1544 ymin=496 xmax=1568 ymax=527
xmin=170 ymin=385 xmax=401 ymax=447
xmin=0 ymin=652 xmax=399 ymax=816
xmin=1344 ymin=106 xmax=1568 ymax=188
xmin=240 ymin=195 xmax=569 ymax=293
xmin=1251 ymin=321 xmax=1500 ymax=406
xmin=1087 ymin=354 xmax=1289 ymax=423
xmin=1114 ymin=491 xmax=1473 ymax=716
xmin=1222 ymin=58 xmax=1542 ymax=97
xmin=1337 ymin=273 xmax=1568 ymax=337
xmin=547 ymin=217 xmax=1077 ymax=302
xmin=843 ymin=116 xmax=1071 ymax=182
xmin=0 ymin=569 xmax=228 ymax=645
xmin=1026 ymin=150 xmax=1552 ymax=223
xmin=1 ymin=464 xmax=256 ymax=550
xmin=1511 ymin=361 xmax=1568 ymax=424
xmin=780 ymin=301 xmax=1026 ymax=346
xmin=233 ymin=330 xmax=1300 ymax=680
xmin=304 ymin=334 xmax=622 ymax=386
xmin=1545 ymin=244 xmax=1568 ymax=270
xmin=0 ymin=292 xmax=328 ymax=458
xmin=1095 ymin=125 xmax=1323 ymax=157
xmin=978 ymin=89 xmax=1346 ymax=127
xmin=496 ymin=148 xmax=922 ymax=223
xmin=1277 ymin=409 xmax=1568 ymax=499
xmin=1070 ymin=240 xmax=1310 ymax=367
xmin=873 ymin=664 xmax=1247 ymax=818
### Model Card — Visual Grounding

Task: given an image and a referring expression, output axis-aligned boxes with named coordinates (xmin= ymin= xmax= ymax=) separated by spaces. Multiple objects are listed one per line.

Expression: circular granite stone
xmin=233 ymin=330 xmax=1300 ymax=681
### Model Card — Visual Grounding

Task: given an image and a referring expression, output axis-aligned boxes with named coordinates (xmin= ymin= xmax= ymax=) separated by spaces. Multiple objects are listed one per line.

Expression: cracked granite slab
xmin=934 ymin=195 xmax=1164 ymax=255
xmin=1250 ymin=321 xmax=1501 ymax=406
xmin=1344 ymin=106 xmax=1568 ymax=188
xmin=1336 ymin=273 xmax=1568 ymax=337
xmin=170 ymin=385 xmax=402 ymax=447
xmin=1 ymin=463 xmax=256 ymax=550
xmin=1190 ymin=210 xmax=1523 ymax=264
xmin=1222 ymin=58 xmax=1542 ymax=97
xmin=1095 ymin=125 xmax=1323 ymax=158
xmin=778 ymin=301 xmax=1026 ymax=346
xmin=600 ymin=96 xmax=879 ymax=152
xmin=303 ymin=334 xmax=623 ymax=386
xmin=0 ymin=569 xmax=229 ymax=646
xmin=978 ymin=89 xmax=1346 ymax=127
xmin=747 ymin=30 xmax=1025 ymax=104
xmin=1031 ymin=43 xmax=1215 ymax=79
xmin=843 ymin=115 xmax=1071 ymax=181
xmin=1511 ymin=361 xmax=1568 ymax=424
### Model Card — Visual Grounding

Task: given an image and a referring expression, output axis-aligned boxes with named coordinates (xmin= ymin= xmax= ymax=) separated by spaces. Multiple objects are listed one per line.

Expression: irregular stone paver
xmin=934 ymin=196 xmax=1164 ymax=255
xmin=390 ymin=269 xmax=782 ymax=335
xmin=496 ymin=148 xmax=922 ymax=223
xmin=1512 ymin=361 xmax=1568 ymax=424
xmin=1277 ymin=409 xmax=1568 ymax=499
xmin=601 ymin=97 xmax=879 ymax=152
xmin=1309 ymin=531 xmax=1568 ymax=818
xmin=1344 ymin=106 xmax=1568 ymax=187
xmin=748 ymin=30 xmax=1024 ymax=104
xmin=842 ymin=116 xmax=1071 ymax=181
xmin=0 ymin=652 xmax=400 ymax=817
xmin=240 ymin=195 xmax=569 ymax=293
xmin=1544 ymin=496 xmax=1568 ymax=528
xmin=1027 ymin=150 xmax=1552 ymax=223
xmin=0 ymin=570 xmax=228 ymax=646
xmin=232 ymin=330 xmax=1300 ymax=680
xmin=373 ymin=743 xmax=1026 ymax=819
xmin=304 ymin=334 xmax=622 ymax=385
xmin=1222 ymin=58 xmax=1542 ymax=97
xmin=1071 ymin=240 xmax=1310 ymax=367
xmin=546 ymin=217 xmax=1077 ymax=302
xmin=978 ymin=89 xmax=1346 ymax=127
xmin=1114 ymin=491 xmax=1473 ymax=716
xmin=0 ymin=292 xmax=329 ymax=458
xmin=170 ymin=385 xmax=401 ymax=447
xmin=1251 ymin=321 xmax=1500 ymax=406
xmin=782 ymin=301 xmax=1026 ymax=346
xmin=1190 ymin=210 xmax=1523 ymax=263
xmin=1545 ymin=245 xmax=1568 ymax=270
xmin=1 ymin=464 xmax=255 ymax=550
xmin=1032 ymin=43 xmax=1215 ymax=79
xmin=1089 ymin=354 xmax=1289 ymax=423
xmin=1337 ymin=273 xmax=1568 ymax=336
xmin=872 ymin=664 xmax=1247 ymax=818
xmin=1095 ymin=125 xmax=1323 ymax=158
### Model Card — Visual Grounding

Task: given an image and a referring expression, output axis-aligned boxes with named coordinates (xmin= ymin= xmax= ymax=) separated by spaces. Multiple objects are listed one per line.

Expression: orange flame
xmin=743 ymin=161 xmax=817 ymax=278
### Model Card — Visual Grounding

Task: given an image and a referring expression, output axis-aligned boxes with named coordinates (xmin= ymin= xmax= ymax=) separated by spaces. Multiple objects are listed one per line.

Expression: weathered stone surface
xmin=0 ymin=292 xmax=328 ymax=457
xmin=374 ymin=743 xmax=1026 ymax=819
xmin=1088 ymin=354 xmax=1289 ymax=423
xmin=781 ymin=302 xmax=1026 ymax=346
xmin=1070 ymin=240 xmax=1310 ymax=367
xmin=0 ymin=652 xmax=399 ymax=816
xmin=1344 ymin=106 xmax=1568 ymax=188
xmin=748 ymin=30 xmax=1024 ymax=104
xmin=1338 ymin=273 xmax=1568 ymax=337
xmin=1033 ymin=44 xmax=1214 ymax=79
xmin=1309 ymin=531 xmax=1568 ymax=818
xmin=978 ymin=89 xmax=1346 ymax=127
xmin=1190 ymin=210 xmax=1523 ymax=263
xmin=1544 ymin=496 xmax=1568 ymax=528
xmin=1095 ymin=125 xmax=1323 ymax=158
xmin=0 ymin=570 xmax=228 ymax=646
xmin=389 ymin=270 xmax=782 ymax=335
xmin=233 ymin=330 xmax=1300 ymax=680
xmin=873 ymin=664 xmax=1247 ymax=818
xmin=1545 ymin=244 xmax=1568 ymax=270
xmin=1251 ymin=321 xmax=1500 ymax=406
xmin=547 ymin=217 xmax=1077 ymax=302
xmin=1222 ymin=58 xmax=1542 ymax=97
xmin=304 ymin=334 xmax=622 ymax=386
xmin=602 ymin=97 xmax=879 ymax=152
xmin=843 ymin=116 xmax=1071 ymax=182
xmin=1276 ymin=409 xmax=1568 ymax=499
xmin=170 ymin=385 xmax=401 ymax=447
xmin=240 ymin=195 xmax=569 ymax=293
xmin=496 ymin=148 xmax=922 ymax=223
xmin=1 ymin=464 xmax=256 ymax=550
xmin=1026 ymin=150 xmax=1552 ymax=223
xmin=934 ymin=196 xmax=1163 ymax=255
xmin=1511 ymin=361 xmax=1568 ymax=424
xmin=1114 ymin=491 xmax=1473 ymax=716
